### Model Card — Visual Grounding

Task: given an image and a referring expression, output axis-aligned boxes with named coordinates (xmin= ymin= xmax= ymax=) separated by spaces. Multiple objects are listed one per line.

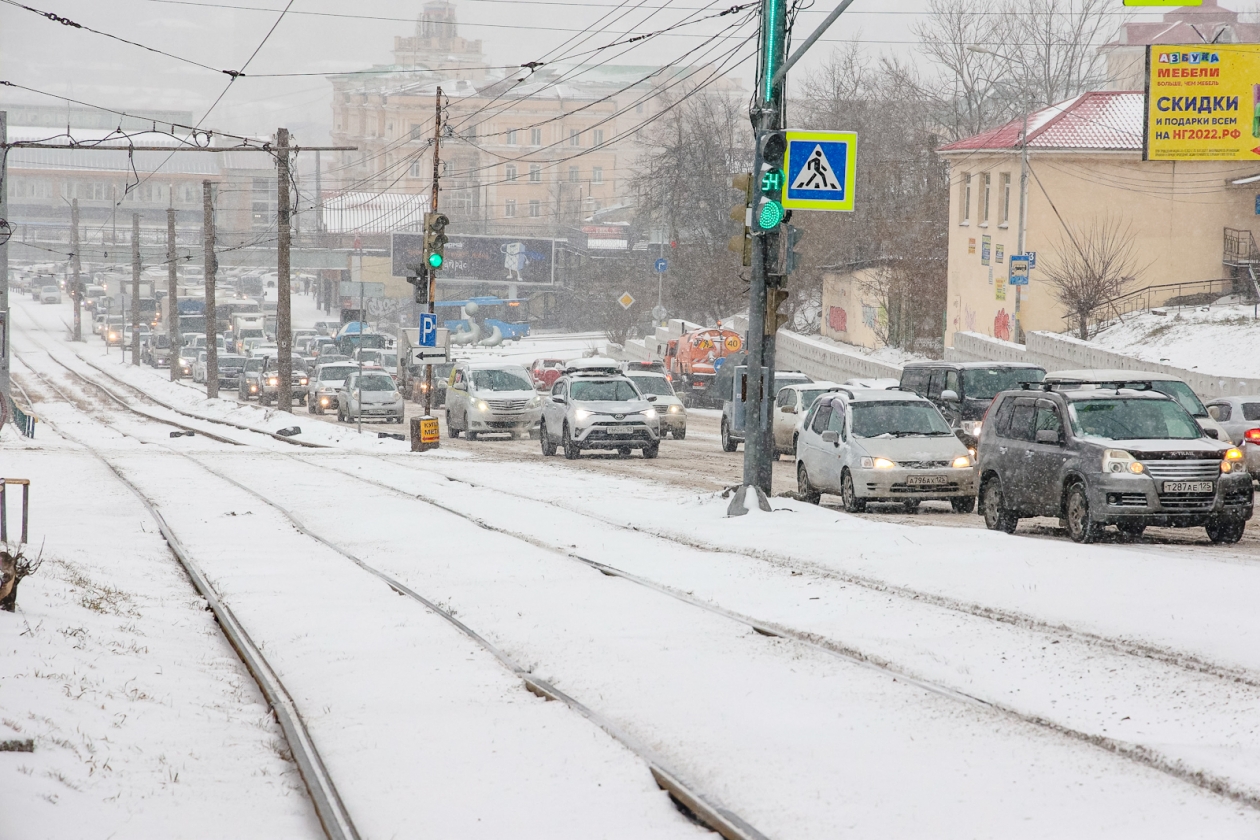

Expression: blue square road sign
xmin=419 ymin=312 xmax=438 ymax=347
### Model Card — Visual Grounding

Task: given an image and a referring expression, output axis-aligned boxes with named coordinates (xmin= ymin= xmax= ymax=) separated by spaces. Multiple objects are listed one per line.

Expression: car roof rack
xmin=1042 ymin=378 xmax=1155 ymax=391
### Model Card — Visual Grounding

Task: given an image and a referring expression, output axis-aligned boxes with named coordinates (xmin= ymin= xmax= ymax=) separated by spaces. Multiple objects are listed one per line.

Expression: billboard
xmin=1145 ymin=44 xmax=1260 ymax=160
xmin=391 ymin=233 xmax=557 ymax=285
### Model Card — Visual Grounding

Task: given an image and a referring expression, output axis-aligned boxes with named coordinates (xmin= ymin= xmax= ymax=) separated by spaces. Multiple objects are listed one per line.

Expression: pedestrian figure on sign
xmin=800 ymin=148 xmax=838 ymax=190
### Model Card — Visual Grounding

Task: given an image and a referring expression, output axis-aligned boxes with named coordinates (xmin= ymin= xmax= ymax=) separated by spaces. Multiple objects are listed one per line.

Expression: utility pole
xmin=0 ymin=111 xmax=8 ymax=405
xmin=276 ymin=127 xmax=293 ymax=411
xmin=131 ymin=213 xmax=141 ymax=366
xmin=167 ymin=203 xmax=179 ymax=381
xmin=203 ymin=180 xmax=219 ymax=398
xmin=71 ymin=198 xmax=82 ymax=342
xmin=739 ymin=0 xmax=788 ymax=499
xmin=424 ymin=87 xmax=442 ymax=419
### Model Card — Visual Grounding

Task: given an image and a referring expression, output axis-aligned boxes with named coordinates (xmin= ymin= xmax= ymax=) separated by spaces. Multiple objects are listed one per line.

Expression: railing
xmin=1225 ymin=227 xmax=1259 ymax=265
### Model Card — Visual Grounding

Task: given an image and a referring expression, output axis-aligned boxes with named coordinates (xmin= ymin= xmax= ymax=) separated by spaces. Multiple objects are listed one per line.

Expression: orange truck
xmin=662 ymin=327 xmax=744 ymax=407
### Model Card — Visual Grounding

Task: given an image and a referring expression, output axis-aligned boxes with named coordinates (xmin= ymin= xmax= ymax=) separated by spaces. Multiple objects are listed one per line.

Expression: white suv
xmin=540 ymin=362 xmax=661 ymax=459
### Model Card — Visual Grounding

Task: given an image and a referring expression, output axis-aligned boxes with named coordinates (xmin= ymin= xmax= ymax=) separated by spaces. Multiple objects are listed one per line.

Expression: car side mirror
xmin=1203 ymin=427 xmax=1220 ymax=440
xmin=820 ymin=430 xmax=839 ymax=445
xmin=781 ymin=405 xmax=797 ymax=414
xmin=940 ymin=389 xmax=960 ymax=402
xmin=1035 ymin=429 xmax=1062 ymax=445
xmin=552 ymin=395 xmax=566 ymax=403
xmin=646 ymin=394 xmax=658 ymax=402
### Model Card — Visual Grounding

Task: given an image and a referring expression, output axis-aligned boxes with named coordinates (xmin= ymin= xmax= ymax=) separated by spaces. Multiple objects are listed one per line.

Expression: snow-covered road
xmin=7 ymin=296 xmax=1260 ymax=838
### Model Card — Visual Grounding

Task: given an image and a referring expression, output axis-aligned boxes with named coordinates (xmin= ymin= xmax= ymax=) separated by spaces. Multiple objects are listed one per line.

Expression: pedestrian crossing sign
xmin=781 ymin=130 xmax=857 ymax=212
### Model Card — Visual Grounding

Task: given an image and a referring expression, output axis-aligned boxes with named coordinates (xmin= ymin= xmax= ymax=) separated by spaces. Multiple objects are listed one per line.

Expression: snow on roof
xmin=936 ymin=91 xmax=1144 ymax=153
xmin=320 ymin=191 xmax=429 ymax=234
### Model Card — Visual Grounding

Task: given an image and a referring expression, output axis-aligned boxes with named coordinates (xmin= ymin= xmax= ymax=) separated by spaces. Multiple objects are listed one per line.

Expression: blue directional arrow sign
xmin=780 ymin=130 xmax=857 ymax=212
xmin=654 ymin=258 xmax=668 ymax=273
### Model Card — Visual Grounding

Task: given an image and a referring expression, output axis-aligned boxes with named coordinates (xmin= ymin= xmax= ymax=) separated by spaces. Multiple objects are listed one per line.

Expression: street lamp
xmin=969 ymin=44 xmax=1031 ymax=343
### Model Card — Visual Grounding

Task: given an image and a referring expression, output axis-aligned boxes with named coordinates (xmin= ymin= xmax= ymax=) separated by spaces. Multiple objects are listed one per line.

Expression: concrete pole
xmin=167 ymin=205 xmax=179 ymax=380
xmin=276 ymin=128 xmax=293 ymax=411
xmin=131 ymin=213 xmax=141 ymax=366
xmin=71 ymin=199 xmax=82 ymax=341
xmin=203 ymin=180 xmax=219 ymax=398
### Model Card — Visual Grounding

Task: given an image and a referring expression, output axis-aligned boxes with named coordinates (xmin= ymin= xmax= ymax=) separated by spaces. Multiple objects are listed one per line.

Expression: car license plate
xmin=609 ymin=428 xmax=633 ymax=435
xmin=1163 ymin=481 xmax=1213 ymax=493
xmin=906 ymin=475 xmax=947 ymax=486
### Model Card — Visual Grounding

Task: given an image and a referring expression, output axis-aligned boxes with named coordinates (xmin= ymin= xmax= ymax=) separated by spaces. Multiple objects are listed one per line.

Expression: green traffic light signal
xmin=428 ymin=252 xmax=443 ymax=269
xmin=756 ymin=198 xmax=785 ymax=230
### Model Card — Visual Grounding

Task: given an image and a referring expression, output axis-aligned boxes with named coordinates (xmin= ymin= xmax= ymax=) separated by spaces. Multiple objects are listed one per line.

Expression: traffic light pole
xmin=425 ymin=87 xmax=441 ymax=421
xmin=734 ymin=0 xmax=788 ymax=508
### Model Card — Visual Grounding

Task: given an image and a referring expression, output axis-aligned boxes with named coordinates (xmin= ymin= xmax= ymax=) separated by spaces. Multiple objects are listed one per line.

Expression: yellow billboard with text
xmin=1145 ymin=44 xmax=1260 ymax=160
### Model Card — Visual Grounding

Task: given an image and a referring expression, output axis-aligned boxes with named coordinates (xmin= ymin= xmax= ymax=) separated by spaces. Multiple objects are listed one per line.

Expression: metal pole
xmin=71 ymin=198 xmax=82 ymax=341
xmin=1015 ymin=104 xmax=1030 ymax=344
xmin=357 ymin=282 xmax=363 ymax=435
xmin=131 ymin=213 xmax=141 ymax=366
xmin=276 ymin=127 xmax=293 ymax=411
xmin=167 ymin=205 xmax=179 ymax=380
xmin=772 ymin=0 xmax=858 ymax=89
xmin=740 ymin=0 xmax=787 ymax=496
xmin=425 ymin=87 xmax=442 ymax=420
xmin=203 ymin=180 xmax=219 ymax=398
xmin=0 ymin=111 xmax=9 ymax=404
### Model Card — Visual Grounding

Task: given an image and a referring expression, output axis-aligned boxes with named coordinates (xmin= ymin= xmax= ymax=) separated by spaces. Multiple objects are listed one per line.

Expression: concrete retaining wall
xmin=775 ymin=330 xmax=904 ymax=384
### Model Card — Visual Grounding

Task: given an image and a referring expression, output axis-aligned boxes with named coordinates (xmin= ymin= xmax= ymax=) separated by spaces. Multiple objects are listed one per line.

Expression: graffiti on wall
xmin=994 ymin=308 xmax=1012 ymax=341
xmin=828 ymin=306 xmax=848 ymax=332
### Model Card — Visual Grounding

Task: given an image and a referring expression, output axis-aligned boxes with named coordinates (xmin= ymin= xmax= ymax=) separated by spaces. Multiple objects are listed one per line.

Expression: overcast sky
xmin=1 ymin=0 xmax=1166 ymax=143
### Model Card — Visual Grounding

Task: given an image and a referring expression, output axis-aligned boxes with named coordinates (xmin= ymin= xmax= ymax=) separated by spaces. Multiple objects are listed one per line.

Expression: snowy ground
xmin=7 ymin=294 xmax=1260 ymax=837
xmin=1089 ymin=303 xmax=1260 ymax=380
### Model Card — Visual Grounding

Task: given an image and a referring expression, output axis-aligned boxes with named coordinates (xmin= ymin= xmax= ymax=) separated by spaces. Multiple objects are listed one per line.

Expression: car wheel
xmin=720 ymin=418 xmax=737 ymax=452
xmin=562 ymin=423 xmax=581 ymax=460
xmin=540 ymin=420 xmax=556 ymax=456
xmin=1206 ymin=518 xmax=1245 ymax=544
xmin=951 ymin=496 xmax=977 ymax=514
xmin=337 ymin=404 xmax=344 ymax=422
xmin=315 ymin=403 xmax=324 ymax=416
xmin=981 ymin=478 xmax=1018 ymax=534
xmin=841 ymin=469 xmax=866 ymax=513
xmin=797 ymin=463 xmax=820 ymax=505
xmin=467 ymin=431 xmax=479 ymax=441
xmin=792 ymin=433 xmax=799 ymax=456
xmin=902 ymin=500 xmax=921 ymax=513
xmin=673 ymin=428 xmax=686 ymax=440
xmin=642 ymin=442 xmax=659 ymax=459
xmin=1064 ymin=482 xmax=1102 ymax=543
xmin=1117 ymin=522 xmax=1146 ymax=541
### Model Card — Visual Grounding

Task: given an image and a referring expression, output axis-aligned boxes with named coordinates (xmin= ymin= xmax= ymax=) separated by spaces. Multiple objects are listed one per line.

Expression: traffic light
xmin=423 ymin=212 xmax=450 ymax=270
xmin=407 ymin=273 xmax=429 ymax=304
xmin=766 ymin=286 xmax=790 ymax=334
xmin=728 ymin=172 xmax=753 ymax=267
xmin=782 ymin=225 xmax=804 ymax=274
xmin=754 ymin=131 xmax=787 ymax=233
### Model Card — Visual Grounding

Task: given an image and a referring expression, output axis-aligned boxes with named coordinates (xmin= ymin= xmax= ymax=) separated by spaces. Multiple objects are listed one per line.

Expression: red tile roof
xmin=937 ymin=91 xmax=1144 ymax=153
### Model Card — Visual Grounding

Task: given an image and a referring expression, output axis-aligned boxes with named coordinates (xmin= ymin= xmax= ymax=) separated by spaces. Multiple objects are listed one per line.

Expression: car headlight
xmin=1103 ymin=448 xmax=1144 ymax=474
xmin=960 ymin=420 xmax=982 ymax=437
xmin=528 ymin=395 xmax=543 ymax=408
xmin=861 ymin=457 xmax=897 ymax=469
xmin=1223 ymin=447 xmax=1244 ymax=472
xmin=475 ymin=399 xmax=490 ymax=412
xmin=574 ymin=408 xmax=593 ymax=423
xmin=641 ymin=408 xmax=657 ymax=419
xmin=299 ymin=378 xmax=308 ymax=385
xmin=669 ymin=404 xmax=682 ymax=414
xmin=951 ymin=455 xmax=972 ymax=469
xmin=320 ymin=396 xmax=330 ymax=406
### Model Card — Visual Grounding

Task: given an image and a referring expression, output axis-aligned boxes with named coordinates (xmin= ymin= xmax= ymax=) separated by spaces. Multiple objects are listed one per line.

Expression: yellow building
xmin=937 ymin=90 xmax=1260 ymax=346
xmin=819 ymin=267 xmax=887 ymax=350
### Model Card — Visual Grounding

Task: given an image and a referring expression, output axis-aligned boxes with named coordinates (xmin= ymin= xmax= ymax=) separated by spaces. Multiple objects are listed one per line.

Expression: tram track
xmin=19 ymin=318 xmax=1260 ymax=820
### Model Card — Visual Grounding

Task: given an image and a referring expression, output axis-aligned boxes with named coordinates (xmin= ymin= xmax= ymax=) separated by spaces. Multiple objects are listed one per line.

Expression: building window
xmin=505 ymin=164 xmax=518 ymax=181
xmin=410 ymin=159 xmax=422 ymax=178
xmin=251 ymin=176 xmax=276 ymax=229
xmin=593 ymin=129 xmax=604 ymax=145
xmin=569 ymin=166 xmax=580 ymax=183
xmin=960 ymin=173 xmax=971 ymax=224
xmin=980 ymin=172 xmax=991 ymax=225
xmin=592 ymin=166 xmax=603 ymax=184
xmin=506 ymin=129 xmax=517 ymax=145
xmin=570 ymin=129 xmax=580 ymax=147
xmin=410 ymin=123 xmax=423 ymax=140
xmin=529 ymin=164 xmax=542 ymax=182
xmin=529 ymin=200 xmax=541 ymax=218
xmin=1000 ymin=173 xmax=1012 ymax=225
xmin=531 ymin=128 xmax=542 ymax=146
xmin=504 ymin=199 xmax=516 ymax=217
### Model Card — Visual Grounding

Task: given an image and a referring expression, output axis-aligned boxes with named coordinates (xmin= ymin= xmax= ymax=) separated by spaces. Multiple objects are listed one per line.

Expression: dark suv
xmin=900 ymin=362 xmax=1045 ymax=444
xmin=976 ymin=384 xmax=1253 ymax=544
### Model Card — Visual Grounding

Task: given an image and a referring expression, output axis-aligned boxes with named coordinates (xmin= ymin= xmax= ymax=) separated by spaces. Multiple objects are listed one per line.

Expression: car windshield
xmin=472 ymin=369 xmax=532 ymax=391
xmin=629 ymin=375 xmax=674 ymax=396
xmin=356 ymin=375 xmax=395 ymax=392
xmin=219 ymin=358 xmax=246 ymax=371
xmin=1149 ymin=381 xmax=1208 ymax=417
xmin=570 ymin=380 xmax=640 ymax=402
xmin=799 ymin=388 xmax=835 ymax=410
xmin=1069 ymin=398 xmax=1203 ymax=440
xmin=245 ymin=358 xmax=263 ymax=371
xmin=851 ymin=401 xmax=953 ymax=438
xmin=962 ymin=368 xmax=1046 ymax=400
xmin=320 ymin=366 xmax=357 ymax=381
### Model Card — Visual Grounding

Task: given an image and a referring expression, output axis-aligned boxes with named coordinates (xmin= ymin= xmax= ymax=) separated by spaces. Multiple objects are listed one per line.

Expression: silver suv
xmin=977 ymin=384 xmax=1253 ymax=544
xmin=540 ymin=362 xmax=661 ymax=459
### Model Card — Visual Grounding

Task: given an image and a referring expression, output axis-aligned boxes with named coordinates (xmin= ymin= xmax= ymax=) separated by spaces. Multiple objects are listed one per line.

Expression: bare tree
xmin=1039 ymin=215 xmax=1145 ymax=339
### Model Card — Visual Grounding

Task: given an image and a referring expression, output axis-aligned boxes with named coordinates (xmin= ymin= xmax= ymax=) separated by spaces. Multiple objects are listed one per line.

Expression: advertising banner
xmin=1145 ymin=44 xmax=1260 ymax=160
xmin=392 ymin=233 xmax=557 ymax=285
